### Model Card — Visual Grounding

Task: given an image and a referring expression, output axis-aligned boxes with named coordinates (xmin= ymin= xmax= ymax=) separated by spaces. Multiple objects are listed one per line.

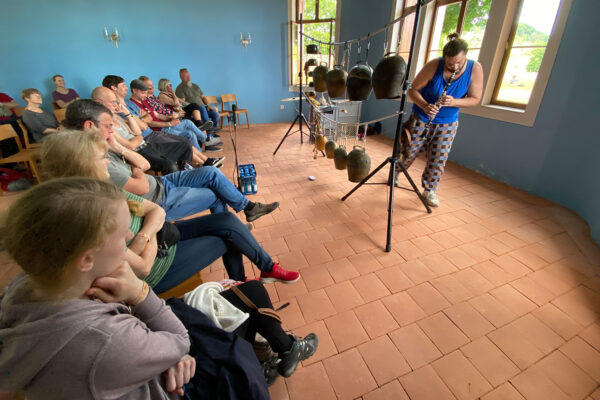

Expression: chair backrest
xmin=54 ymin=108 xmax=67 ymax=124
xmin=17 ymin=120 xmax=39 ymax=149
xmin=0 ymin=124 xmax=24 ymax=153
xmin=205 ymin=95 xmax=219 ymax=109
xmin=51 ymin=102 xmax=60 ymax=111
xmin=13 ymin=107 xmax=25 ymax=118
xmin=220 ymin=94 xmax=238 ymax=111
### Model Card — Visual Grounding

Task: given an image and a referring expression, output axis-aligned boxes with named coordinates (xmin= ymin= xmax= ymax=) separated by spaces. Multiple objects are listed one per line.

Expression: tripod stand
xmin=341 ymin=0 xmax=431 ymax=252
xmin=274 ymin=14 xmax=311 ymax=156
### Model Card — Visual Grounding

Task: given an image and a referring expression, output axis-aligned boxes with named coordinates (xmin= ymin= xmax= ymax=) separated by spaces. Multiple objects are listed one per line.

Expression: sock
xmin=245 ymin=201 xmax=256 ymax=211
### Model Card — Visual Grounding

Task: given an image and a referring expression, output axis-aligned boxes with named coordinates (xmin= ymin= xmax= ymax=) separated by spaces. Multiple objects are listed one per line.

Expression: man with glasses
xmin=395 ymin=32 xmax=483 ymax=207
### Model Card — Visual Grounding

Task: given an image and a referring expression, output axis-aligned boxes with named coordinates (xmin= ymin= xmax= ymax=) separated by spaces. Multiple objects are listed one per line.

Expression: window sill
xmin=460 ymin=103 xmax=535 ymax=127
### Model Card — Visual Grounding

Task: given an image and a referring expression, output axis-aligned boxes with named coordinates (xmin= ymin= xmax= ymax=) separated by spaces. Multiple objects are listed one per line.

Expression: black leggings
xmin=220 ymin=281 xmax=293 ymax=354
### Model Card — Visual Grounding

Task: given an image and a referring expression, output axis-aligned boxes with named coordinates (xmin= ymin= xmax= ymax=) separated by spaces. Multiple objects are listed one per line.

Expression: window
xmin=491 ymin=0 xmax=562 ymax=108
xmin=393 ymin=0 xmax=417 ymax=61
xmin=426 ymin=0 xmax=492 ymax=62
xmin=289 ymin=0 xmax=340 ymax=88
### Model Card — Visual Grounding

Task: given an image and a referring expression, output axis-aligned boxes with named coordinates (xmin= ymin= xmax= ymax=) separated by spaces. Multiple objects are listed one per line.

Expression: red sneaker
xmin=260 ymin=263 xmax=300 ymax=284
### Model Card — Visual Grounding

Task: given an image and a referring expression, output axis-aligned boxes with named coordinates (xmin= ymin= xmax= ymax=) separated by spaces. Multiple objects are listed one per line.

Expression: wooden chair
xmin=51 ymin=102 xmax=60 ymax=111
xmin=17 ymin=120 xmax=40 ymax=149
xmin=157 ymin=273 xmax=203 ymax=299
xmin=0 ymin=124 xmax=41 ymax=185
xmin=205 ymin=95 xmax=230 ymax=128
xmin=13 ymin=107 xmax=25 ymax=118
xmin=220 ymin=94 xmax=250 ymax=128
xmin=53 ymin=108 xmax=67 ymax=124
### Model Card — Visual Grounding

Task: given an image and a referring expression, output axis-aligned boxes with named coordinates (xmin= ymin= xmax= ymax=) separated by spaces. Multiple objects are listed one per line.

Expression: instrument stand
xmin=274 ymin=14 xmax=311 ymax=156
xmin=341 ymin=0 xmax=431 ymax=252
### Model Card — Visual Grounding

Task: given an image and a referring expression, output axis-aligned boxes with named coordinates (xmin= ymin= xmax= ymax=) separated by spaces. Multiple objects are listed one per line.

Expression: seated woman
xmin=20 ymin=88 xmax=59 ymax=143
xmin=51 ymin=74 xmax=80 ymax=108
xmin=157 ymin=78 xmax=217 ymax=133
xmin=40 ymin=129 xmax=300 ymax=294
xmin=0 ymin=177 xmax=317 ymax=399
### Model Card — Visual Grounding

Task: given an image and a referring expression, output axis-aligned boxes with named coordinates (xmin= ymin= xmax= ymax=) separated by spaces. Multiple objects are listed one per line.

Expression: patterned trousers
xmin=396 ymin=114 xmax=459 ymax=192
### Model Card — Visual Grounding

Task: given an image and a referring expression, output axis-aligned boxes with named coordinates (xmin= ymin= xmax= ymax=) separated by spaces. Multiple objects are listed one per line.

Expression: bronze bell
xmin=326 ymin=65 xmax=348 ymax=98
xmin=347 ymin=146 xmax=371 ymax=182
xmin=312 ymin=62 xmax=329 ymax=93
xmin=325 ymin=140 xmax=338 ymax=159
xmin=372 ymin=52 xmax=407 ymax=99
xmin=306 ymin=44 xmax=319 ymax=54
xmin=333 ymin=146 xmax=348 ymax=170
xmin=315 ymin=134 xmax=327 ymax=151
xmin=346 ymin=62 xmax=373 ymax=101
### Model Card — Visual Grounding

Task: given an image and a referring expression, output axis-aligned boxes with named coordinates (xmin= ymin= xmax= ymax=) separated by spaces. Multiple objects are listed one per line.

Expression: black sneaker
xmin=209 ymin=127 xmax=222 ymax=134
xmin=261 ymin=356 xmax=280 ymax=386
xmin=199 ymin=121 xmax=214 ymax=131
xmin=278 ymin=333 xmax=319 ymax=378
xmin=204 ymin=145 xmax=223 ymax=152
xmin=244 ymin=202 xmax=279 ymax=222
xmin=204 ymin=157 xmax=225 ymax=168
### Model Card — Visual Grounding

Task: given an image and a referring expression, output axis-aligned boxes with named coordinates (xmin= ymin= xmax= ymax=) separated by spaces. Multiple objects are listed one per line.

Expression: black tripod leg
xmin=395 ymin=159 xmax=432 ymax=213
xmin=341 ymin=157 xmax=391 ymax=201
xmin=385 ymin=160 xmax=397 ymax=252
xmin=273 ymin=115 xmax=300 ymax=155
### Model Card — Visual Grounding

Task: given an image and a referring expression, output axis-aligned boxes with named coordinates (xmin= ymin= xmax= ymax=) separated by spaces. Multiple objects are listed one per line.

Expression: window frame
xmin=389 ymin=0 xmax=572 ymax=127
xmin=288 ymin=0 xmax=342 ymax=91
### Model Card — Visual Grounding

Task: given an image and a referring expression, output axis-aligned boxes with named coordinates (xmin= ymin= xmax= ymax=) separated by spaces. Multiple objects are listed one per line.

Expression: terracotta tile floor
xmin=1 ymin=122 xmax=600 ymax=399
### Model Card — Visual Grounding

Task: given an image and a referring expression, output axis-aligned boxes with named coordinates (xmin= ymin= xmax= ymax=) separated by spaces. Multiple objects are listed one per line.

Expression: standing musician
xmin=395 ymin=32 xmax=484 ymax=207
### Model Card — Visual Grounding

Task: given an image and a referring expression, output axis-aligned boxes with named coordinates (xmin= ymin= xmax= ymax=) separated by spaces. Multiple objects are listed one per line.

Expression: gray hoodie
xmin=0 ymin=275 xmax=190 ymax=399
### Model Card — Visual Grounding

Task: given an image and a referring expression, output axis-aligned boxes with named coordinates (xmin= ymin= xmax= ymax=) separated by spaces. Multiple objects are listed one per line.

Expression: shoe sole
xmin=205 ymin=148 xmax=223 ymax=152
xmin=260 ymin=275 xmax=300 ymax=284
xmin=212 ymin=156 xmax=226 ymax=168
xmin=279 ymin=335 xmax=319 ymax=378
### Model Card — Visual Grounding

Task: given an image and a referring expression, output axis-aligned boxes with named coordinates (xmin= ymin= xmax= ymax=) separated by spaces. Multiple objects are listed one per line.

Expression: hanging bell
xmin=306 ymin=44 xmax=319 ymax=54
xmin=325 ymin=140 xmax=338 ymax=159
xmin=371 ymin=52 xmax=407 ymax=99
xmin=326 ymin=65 xmax=348 ymax=98
xmin=333 ymin=146 xmax=348 ymax=170
xmin=346 ymin=61 xmax=373 ymax=101
xmin=312 ymin=62 xmax=329 ymax=93
xmin=347 ymin=146 xmax=371 ymax=182
xmin=315 ymin=134 xmax=327 ymax=151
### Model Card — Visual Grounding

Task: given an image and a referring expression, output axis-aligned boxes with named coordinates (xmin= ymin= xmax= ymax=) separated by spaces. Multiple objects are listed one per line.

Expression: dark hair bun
xmin=447 ymin=32 xmax=460 ymax=41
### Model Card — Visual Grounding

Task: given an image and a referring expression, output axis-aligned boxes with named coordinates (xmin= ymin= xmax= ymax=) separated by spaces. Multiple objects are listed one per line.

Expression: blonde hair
xmin=41 ymin=128 xmax=144 ymax=216
xmin=3 ymin=177 xmax=125 ymax=293
xmin=41 ymin=129 xmax=108 ymax=181
xmin=157 ymin=79 xmax=170 ymax=92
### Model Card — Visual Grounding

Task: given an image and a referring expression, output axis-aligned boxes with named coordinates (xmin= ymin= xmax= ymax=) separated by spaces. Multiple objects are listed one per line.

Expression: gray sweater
xmin=0 ymin=274 xmax=190 ymax=399
xmin=21 ymin=109 xmax=58 ymax=143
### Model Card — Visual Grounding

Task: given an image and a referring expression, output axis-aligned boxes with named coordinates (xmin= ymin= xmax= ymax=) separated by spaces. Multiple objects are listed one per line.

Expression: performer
xmin=395 ymin=32 xmax=483 ymax=207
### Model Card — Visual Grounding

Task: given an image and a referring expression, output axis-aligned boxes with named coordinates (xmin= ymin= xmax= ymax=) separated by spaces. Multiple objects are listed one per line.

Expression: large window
xmin=289 ymin=0 xmax=340 ymax=87
xmin=491 ymin=0 xmax=562 ymax=108
xmin=390 ymin=0 xmax=572 ymax=126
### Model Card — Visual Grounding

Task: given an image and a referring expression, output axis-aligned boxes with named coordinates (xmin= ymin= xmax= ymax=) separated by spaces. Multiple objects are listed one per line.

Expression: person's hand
xmin=170 ymin=119 xmax=180 ymax=126
xmin=423 ymin=103 xmax=440 ymax=118
xmin=85 ymin=261 xmax=145 ymax=304
xmin=206 ymin=105 xmax=215 ymax=112
xmin=439 ymin=95 xmax=454 ymax=107
xmin=164 ymin=355 xmax=196 ymax=396
xmin=106 ymin=132 xmax=119 ymax=148
xmin=117 ymin=102 xmax=129 ymax=115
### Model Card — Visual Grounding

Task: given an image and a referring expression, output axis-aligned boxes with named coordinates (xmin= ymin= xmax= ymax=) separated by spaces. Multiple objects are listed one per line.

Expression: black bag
xmin=156 ymin=222 xmax=180 ymax=257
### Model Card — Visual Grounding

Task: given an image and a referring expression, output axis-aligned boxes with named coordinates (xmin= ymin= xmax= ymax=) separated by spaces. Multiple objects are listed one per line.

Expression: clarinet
xmin=424 ymin=70 xmax=457 ymax=128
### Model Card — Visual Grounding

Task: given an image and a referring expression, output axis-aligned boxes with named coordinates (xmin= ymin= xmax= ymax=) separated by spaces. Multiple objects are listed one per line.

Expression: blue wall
xmin=338 ymin=0 xmax=600 ymax=243
xmin=0 ymin=0 xmax=296 ymax=123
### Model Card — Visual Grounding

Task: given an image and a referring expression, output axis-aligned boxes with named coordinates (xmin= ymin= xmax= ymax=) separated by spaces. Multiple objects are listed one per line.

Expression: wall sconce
xmin=240 ymin=32 xmax=251 ymax=51
xmin=104 ymin=27 xmax=120 ymax=48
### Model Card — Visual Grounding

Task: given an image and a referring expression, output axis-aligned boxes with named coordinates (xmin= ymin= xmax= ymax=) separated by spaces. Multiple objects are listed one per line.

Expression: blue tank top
xmin=412 ymin=58 xmax=474 ymax=124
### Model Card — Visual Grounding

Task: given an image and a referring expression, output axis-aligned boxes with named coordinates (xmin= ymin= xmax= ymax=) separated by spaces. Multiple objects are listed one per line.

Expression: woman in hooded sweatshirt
xmin=0 ymin=177 xmax=317 ymax=399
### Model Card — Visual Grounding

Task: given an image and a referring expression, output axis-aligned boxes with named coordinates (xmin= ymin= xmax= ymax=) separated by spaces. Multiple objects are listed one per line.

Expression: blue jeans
xmin=152 ymin=212 xmax=274 ymax=292
xmin=159 ymin=166 xmax=249 ymax=221
xmin=199 ymin=105 xmax=220 ymax=126
xmin=162 ymin=119 xmax=207 ymax=151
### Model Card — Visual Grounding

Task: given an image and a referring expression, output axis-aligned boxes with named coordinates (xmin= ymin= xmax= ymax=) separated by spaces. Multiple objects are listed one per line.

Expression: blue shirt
xmin=123 ymin=99 xmax=153 ymax=138
xmin=413 ymin=58 xmax=474 ymax=124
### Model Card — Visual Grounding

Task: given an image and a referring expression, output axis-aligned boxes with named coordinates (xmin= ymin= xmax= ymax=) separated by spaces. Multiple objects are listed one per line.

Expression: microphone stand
xmin=341 ymin=0 xmax=431 ymax=252
xmin=273 ymin=13 xmax=311 ymax=156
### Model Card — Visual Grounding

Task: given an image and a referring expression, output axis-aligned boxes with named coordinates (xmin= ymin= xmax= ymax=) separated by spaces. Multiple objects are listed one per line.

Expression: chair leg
xmin=245 ymin=111 xmax=250 ymax=128
xmin=28 ymin=158 xmax=42 ymax=183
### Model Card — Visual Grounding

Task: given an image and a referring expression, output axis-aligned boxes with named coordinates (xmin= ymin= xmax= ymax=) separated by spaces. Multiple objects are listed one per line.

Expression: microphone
xmin=231 ymin=104 xmax=237 ymax=125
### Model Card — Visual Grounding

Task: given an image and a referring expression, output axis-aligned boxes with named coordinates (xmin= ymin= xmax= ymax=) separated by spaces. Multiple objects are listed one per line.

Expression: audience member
xmin=63 ymin=100 xmax=279 ymax=223
xmin=175 ymin=68 xmax=220 ymax=128
xmin=20 ymin=88 xmax=59 ymax=143
xmin=41 ymin=129 xmax=301 ymax=289
xmin=0 ymin=91 xmax=23 ymax=155
xmin=50 ymin=75 xmax=80 ymax=108
xmin=92 ymin=86 xmax=223 ymax=171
